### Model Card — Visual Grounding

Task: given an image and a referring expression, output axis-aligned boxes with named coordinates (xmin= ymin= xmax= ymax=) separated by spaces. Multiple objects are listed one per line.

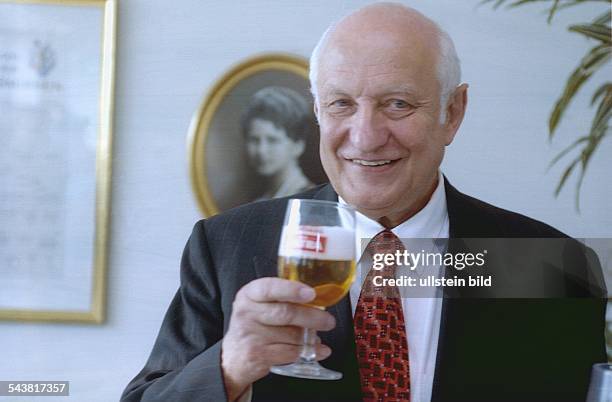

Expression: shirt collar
xmin=339 ymin=171 xmax=448 ymax=257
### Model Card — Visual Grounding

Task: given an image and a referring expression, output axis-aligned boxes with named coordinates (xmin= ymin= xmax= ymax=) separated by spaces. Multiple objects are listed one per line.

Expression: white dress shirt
xmin=344 ymin=172 xmax=448 ymax=402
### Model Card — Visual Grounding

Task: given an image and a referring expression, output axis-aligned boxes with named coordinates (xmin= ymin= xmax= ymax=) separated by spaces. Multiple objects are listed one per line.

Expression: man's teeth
xmin=352 ymin=159 xmax=392 ymax=166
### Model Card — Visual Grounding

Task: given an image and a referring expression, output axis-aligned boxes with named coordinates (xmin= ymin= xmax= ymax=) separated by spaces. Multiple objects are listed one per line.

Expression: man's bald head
xmin=309 ymin=2 xmax=461 ymax=122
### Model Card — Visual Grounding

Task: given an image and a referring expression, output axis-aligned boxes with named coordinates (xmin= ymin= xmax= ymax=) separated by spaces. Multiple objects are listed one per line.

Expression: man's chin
xmin=340 ymin=191 xmax=395 ymax=218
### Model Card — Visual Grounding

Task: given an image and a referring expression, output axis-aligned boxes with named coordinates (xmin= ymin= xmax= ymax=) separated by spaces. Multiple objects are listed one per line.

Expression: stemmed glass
xmin=270 ymin=199 xmax=356 ymax=380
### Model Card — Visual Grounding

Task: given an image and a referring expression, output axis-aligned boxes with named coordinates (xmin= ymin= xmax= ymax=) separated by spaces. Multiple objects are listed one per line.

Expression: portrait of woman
xmin=189 ymin=54 xmax=327 ymax=216
xmin=241 ymin=86 xmax=314 ymax=200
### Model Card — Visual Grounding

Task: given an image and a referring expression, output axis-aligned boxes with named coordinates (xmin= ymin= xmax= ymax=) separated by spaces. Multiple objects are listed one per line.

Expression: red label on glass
xmin=293 ymin=232 xmax=327 ymax=253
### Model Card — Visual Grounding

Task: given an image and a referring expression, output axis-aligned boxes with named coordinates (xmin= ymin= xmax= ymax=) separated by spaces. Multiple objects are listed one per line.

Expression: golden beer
xmin=278 ymin=256 xmax=355 ymax=308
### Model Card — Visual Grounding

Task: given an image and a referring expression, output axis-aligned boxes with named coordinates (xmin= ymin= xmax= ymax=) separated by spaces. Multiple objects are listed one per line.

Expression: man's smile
xmin=344 ymin=158 xmax=402 ymax=171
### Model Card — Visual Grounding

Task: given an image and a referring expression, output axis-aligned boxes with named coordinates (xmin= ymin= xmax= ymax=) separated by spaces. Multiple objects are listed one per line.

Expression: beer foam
xmin=279 ymin=226 xmax=355 ymax=260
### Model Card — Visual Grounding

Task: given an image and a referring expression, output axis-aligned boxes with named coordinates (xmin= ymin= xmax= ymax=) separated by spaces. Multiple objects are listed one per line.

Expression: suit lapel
xmin=431 ymin=177 xmax=489 ymax=402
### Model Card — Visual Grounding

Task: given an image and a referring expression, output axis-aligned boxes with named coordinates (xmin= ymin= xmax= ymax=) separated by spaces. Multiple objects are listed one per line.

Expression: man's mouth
xmin=350 ymin=159 xmax=396 ymax=167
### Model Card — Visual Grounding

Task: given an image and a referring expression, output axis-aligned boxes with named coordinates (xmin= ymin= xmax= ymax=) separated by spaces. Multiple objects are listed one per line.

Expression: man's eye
xmin=386 ymin=99 xmax=410 ymax=109
xmin=329 ymin=99 xmax=352 ymax=108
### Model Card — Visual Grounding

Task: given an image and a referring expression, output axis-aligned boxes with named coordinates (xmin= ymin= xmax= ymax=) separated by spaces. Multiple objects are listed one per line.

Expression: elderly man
xmin=122 ymin=3 xmax=606 ymax=402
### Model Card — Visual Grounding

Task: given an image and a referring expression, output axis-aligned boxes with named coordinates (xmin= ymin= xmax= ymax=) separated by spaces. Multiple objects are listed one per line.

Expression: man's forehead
xmin=319 ymin=26 xmax=436 ymax=70
xmin=319 ymin=81 xmax=422 ymax=101
xmin=316 ymin=45 xmax=437 ymax=96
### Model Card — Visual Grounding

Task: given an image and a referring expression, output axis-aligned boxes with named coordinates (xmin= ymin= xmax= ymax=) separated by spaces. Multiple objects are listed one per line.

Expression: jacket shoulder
xmin=444 ymin=180 xmax=568 ymax=238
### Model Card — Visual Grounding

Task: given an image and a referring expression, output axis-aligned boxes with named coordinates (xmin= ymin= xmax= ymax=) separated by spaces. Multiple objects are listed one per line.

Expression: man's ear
xmin=443 ymin=83 xmax=468 ymax=145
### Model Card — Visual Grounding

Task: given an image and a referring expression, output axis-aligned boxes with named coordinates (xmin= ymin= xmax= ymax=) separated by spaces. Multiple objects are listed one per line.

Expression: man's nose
xmin=348 ymin=106 xmax=388 ymax=152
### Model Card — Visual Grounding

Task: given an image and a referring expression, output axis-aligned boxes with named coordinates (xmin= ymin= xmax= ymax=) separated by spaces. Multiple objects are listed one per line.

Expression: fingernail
xmin=326 ymin=315 xmax=336 ymax=329
xmin=299 ymin=287 xmax=315 ymax=301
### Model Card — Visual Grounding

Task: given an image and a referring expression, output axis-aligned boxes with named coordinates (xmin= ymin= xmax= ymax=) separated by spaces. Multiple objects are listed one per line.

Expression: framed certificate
xmin=0 ymin=0 xmax=116 ymax=323
xmin=188 ymin=53 xmax=327 ymax=217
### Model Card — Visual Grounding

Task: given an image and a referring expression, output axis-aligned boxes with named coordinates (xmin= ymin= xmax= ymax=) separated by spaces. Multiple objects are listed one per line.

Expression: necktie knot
xmin=367 ymin=229 xmax=404 ymax=256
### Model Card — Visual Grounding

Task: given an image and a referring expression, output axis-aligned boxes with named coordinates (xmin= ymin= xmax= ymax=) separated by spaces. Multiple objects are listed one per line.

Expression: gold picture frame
xmin=0 ymin=0 xmax=116 ymax=323
xmin=188 ymin=53 xmax=326 ymax=217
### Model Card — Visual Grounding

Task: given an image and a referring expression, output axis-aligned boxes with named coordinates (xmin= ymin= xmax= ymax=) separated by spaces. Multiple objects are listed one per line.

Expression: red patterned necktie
xmin=354 ymin=229 xmax=410 ymax=402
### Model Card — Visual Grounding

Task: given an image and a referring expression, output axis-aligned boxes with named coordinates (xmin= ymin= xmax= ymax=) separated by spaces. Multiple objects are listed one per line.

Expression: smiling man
xmin=312 ymin=4 xmax=466 ymax=228
xmin=122 ymin=3 xmax=606 ymax=402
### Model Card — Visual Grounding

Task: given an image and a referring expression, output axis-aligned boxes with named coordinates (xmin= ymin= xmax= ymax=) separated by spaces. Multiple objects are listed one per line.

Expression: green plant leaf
xmin=509 ymin=0 xmax=552 ymax=6
xmin=548 ymin=89 xmax=609 ymax=200
xmin=548 ymin=136 xmax=590 ymax=168
xmin=573 ymin=129 xmax=607 ymax=210
xmin=569 ymin=23 xmax=612 ymax=43
xmin=555 ymin=155 xmax=581 ymax=196
xmin=481 ymin=0 xmax=611 ymax=208
xmin=556 ymin=0 xmax=612 ymax=10
xmin=593 ymin=10 xmax=611 ymax=26
xmin=485 ymin=0 xmax=611 ymax=22
xmin=591 ymin=82 xmax=612 ymax=105
xmin=590 ymin=85 xmax=612 ymax=133
xmin=549 ymin=44 xmax=611 ymax=136
xmin=546 ymin=0 xmax=561 ymax=23
xmin=575 ymin=163 xmax=586 ymax=210
xmin=563 ymin=91 xmax=610 ymax=208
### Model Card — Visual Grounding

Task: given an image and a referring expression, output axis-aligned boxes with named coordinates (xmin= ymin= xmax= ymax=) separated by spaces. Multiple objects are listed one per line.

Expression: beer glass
xmin=586 ymin=363 xmax=612 ymax=402
xmin=270 ymin=199 xmax=356 ymax=380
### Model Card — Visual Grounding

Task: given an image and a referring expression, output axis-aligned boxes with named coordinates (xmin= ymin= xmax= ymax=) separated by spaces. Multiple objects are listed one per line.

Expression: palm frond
xmin=546 ymin=0 xmax=561 ymax=23
xmin=569 ymin=23 xmax=612 ymax=43
xmin=554 ymin=155 xmax=581 ymax=196
xmin=573 ymin=129 xmax=608 ymax=209
xmin=592 ymin=10 xmax=611 ymax=26
xmin=591 ymin=82 xmax=612 ymax=105
xmin=482 ymin=0 xmax=611 ymax=208
xmin=478 ymin=0 xmax=511 ymax=9
xmin=548 ymin=136 xmax=590 ymax=168
xmin=483 ymin=0 xmax=610 ymax=23
xmin=549 ymin=44 xmax=611 ymax=137
xmin=556 ymin=89 xmax=610 ymax=207
xmin=590 ymin=84 xmax=612 ymax=133
xmin=479 ymin=0 xmax=546 ymax=8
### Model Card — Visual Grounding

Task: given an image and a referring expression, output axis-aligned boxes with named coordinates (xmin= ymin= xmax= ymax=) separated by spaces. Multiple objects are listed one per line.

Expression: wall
xmin=1 ymin=1 xmax=609 ymax=401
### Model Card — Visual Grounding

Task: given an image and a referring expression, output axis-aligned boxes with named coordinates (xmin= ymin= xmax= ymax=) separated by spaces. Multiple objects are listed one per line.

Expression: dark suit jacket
xmin=121 ymin=180 xmax=607 ymax=402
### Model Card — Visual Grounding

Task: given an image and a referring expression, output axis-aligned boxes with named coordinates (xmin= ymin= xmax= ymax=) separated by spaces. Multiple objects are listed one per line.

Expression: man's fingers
xmin=264 ymin=343 xmax=332 ymax=367
xmin=315 ymin=344 xmax=332 ymax=361
xmin=253 ymin=302 xmax=336 ymax=331
xmin=255 ymin=325 xmax=310 ymax=346
xmin=241 ymin=278 xmax=315 ymax=304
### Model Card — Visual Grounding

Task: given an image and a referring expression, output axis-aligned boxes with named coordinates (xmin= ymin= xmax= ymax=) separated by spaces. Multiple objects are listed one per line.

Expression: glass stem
xmin=300 ymin=328 xmax=317 ymax=363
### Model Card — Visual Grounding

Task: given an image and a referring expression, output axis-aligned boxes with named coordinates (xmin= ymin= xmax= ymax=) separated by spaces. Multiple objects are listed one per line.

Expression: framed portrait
xmin=0 ymin=0 xmax=116 ymax=323
xmin=189 ymin=53 xmax=327 ymax=217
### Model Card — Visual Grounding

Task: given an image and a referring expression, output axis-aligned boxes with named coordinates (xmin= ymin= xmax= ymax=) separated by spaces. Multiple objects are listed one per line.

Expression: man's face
xmin=315 ymin=29 xmax=459 ymax=223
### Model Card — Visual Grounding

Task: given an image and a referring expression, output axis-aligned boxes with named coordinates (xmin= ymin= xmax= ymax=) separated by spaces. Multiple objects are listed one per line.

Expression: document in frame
xmin=0 ymin=0 xmax=116 ymax=323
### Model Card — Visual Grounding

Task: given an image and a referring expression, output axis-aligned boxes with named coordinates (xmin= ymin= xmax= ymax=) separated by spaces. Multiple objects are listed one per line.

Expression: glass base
xmin=270 ymin=360 xmax=342 ymax=380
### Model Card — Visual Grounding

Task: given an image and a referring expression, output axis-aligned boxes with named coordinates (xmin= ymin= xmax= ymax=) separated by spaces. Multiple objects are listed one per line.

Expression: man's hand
xmin=221 ymin=278 xmax=336 ymax=401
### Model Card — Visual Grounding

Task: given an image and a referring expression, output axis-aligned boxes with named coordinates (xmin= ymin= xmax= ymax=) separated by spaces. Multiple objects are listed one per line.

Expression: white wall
xmin=1 ymin=1 xmax=609 ymax=401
